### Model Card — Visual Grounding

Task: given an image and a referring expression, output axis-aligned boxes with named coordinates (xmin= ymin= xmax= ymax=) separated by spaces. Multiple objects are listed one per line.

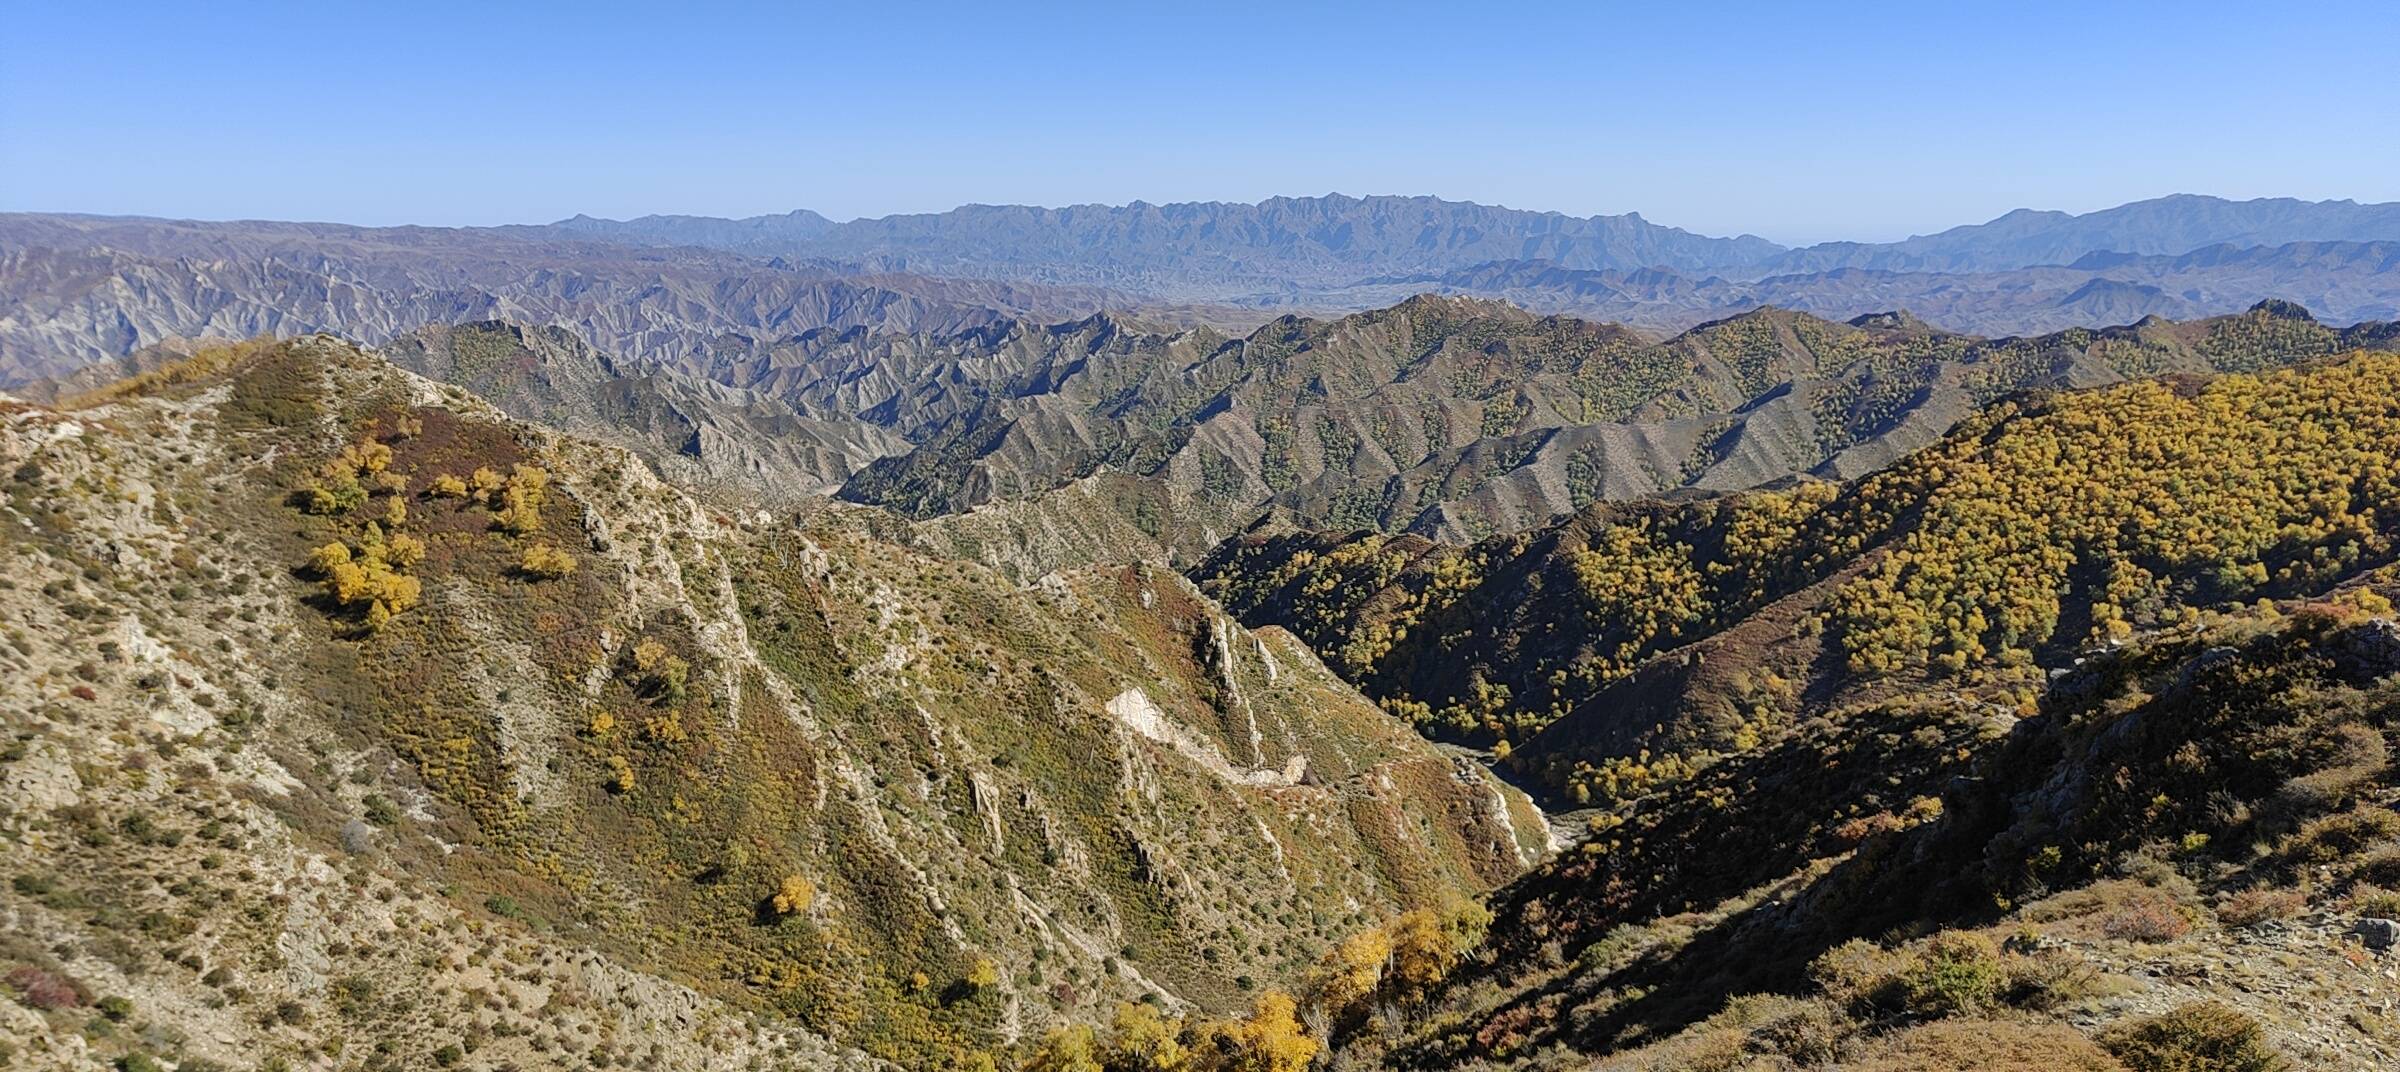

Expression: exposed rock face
xmin=380 ymin=320 xmax=909 ymax=498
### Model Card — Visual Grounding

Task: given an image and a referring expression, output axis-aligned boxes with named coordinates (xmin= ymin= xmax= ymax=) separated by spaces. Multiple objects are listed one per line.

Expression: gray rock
xmin=2351 ymin=917 xmax=2399 ymax=950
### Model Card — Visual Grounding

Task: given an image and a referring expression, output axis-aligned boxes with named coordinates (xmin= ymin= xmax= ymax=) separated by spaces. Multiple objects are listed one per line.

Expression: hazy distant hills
xmin=1759 ymin=193 xmax=2400 ymax=274
xmin=1386 ymin=239 xmax=2400 ymax=335
xmin=539 ymin=192 xmax=2400 ymax=289
xmin=532 ymin=194 xmax=1788 ymax=295
xmin=10 ymin=193 xmax=2400 ymax=390
xmin=0 ymin=213 xmax=1128 ymax=385
xmin=543 ymin=207 xmax=837 ymax=249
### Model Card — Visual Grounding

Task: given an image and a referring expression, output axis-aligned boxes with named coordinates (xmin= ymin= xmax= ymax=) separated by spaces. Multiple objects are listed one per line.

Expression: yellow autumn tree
xmin=1228 ymin=992 xmax=1315 ymax=1072
xmin=493 ymin=464 xmax=550 ymax=535
xmin=519 ymin=543 xmax=577 ymax=580
xmin=770 ymin=874 xmax=815 ymax=915
xmin=964 ymin=956 xmax=1001 ymax=991
xmin=1024 ymin=1024 xmax=1104 ymax=1072
xmin=1384 ymin=909 xmax=1455 ymax=1001
xmin=1303 ymin=926 xmax=1390 ymax=1020
xmin=1106 ymin=1002 xmax=1190 ymax=1072
xmin=469 ymin=466 xmax=505 ymax=503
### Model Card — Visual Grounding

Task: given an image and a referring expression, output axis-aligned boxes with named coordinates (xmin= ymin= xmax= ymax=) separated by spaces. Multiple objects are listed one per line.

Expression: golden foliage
xmin=518 ymin=542 xmax=578 ymax=580
xmin=1225 ymin=991 xmax=1315 ymax=1072
xmin=491 ymin=464 xmax=550 ymax=535
xmin=1024 ymin=1024 xmax=1104 ymax=1072
xmin=770 ymin=874 xmax=815 ymax=915
xmin=1107 ymin=1002 xmax=1191 ymax=1072
xmin=1302 ymin=898 xmax=1492 ymax=1030
xmin=1836 ymin=354 xmax=2400 ymax=674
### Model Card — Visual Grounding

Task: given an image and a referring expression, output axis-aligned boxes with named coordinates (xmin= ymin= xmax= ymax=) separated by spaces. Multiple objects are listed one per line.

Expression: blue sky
xmin=4 ymin=1 xmax=2394 ymax=244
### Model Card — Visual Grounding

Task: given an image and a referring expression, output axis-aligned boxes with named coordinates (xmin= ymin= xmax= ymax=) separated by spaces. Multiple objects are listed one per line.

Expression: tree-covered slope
xmin=1197 ymin=349 xmax=2400 ymax=793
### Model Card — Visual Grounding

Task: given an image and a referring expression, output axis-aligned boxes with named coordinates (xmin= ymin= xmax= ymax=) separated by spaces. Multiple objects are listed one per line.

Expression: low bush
xmin=1899 ymin=932 xmax=2005 ymax=1017
xmin=1854 ymin=1019 xmax=2125 ymax=1071
xmin=4 ymin=965 xmax=87 ymax=1010
xmin=2217 ymin=887 xmax=2307 ymax=929
xmin=2100 ymin=1002 xmax=2285 ymax=1072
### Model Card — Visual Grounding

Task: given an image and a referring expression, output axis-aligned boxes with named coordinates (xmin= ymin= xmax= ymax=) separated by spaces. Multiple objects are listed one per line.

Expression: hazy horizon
xmin=19 ymin=189 xmax=2394 ymax=249
xmin=8 ymin=1 xmax=2399 ymax=245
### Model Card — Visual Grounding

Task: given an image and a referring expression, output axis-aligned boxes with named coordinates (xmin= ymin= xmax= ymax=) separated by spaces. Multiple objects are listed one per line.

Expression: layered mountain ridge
xmin=14 ymin=193 xmax=2400 ymax=392
xmin=679 ymin=296 xmax=2400 ymax=543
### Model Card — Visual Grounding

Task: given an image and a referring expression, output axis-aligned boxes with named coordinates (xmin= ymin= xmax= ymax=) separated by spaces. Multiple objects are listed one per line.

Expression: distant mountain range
xmin=1378 ymin=239 xmax=2400 ymax=335
xmin=535 ymin=192 xmax=2400 ymax=293
xmin=538 ymin=195 xmax=1787 ymax=296
xmin=9 ymin=194 xmax=2400 ymax=389
xmin=1756 ymin=193 xmax=2400 ymax=274
xmin=0 ymin=213 xmax=1132 ymax=386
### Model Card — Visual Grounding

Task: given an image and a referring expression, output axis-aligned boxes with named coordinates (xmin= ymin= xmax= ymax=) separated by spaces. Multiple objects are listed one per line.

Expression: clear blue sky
xmin=5 ymin=1 xmax=2394 ymax=245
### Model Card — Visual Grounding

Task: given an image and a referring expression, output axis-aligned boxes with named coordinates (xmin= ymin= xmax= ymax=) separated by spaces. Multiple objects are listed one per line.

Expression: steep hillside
xmin=1197 ymin=349 xmax=2400 ymax=787
xmin=380 ymin=321 xmax=907 ymax=499
xmin=1176 ymin=348 xmax=2400 ymax=1071
xmin=1338 ymin=600 xmax=2400 ymax=1070
xmin=772 ymin=297 xmax=2400 ymax=542
xmin=0 ymin=337 xmax=1543 ymax=1070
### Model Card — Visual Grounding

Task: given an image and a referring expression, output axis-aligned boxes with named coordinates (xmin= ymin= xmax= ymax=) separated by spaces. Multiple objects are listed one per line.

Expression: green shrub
xmin=1900 ymin=932 xmax=2004 ymax=1017
xmin=2101 ymin=1002 xmax=2286 ymax=1072
xmin=1810 ymin=938 xmax=1913 ymax=1013
xmin=2346 ymin=884 xmax=2400 ymax=918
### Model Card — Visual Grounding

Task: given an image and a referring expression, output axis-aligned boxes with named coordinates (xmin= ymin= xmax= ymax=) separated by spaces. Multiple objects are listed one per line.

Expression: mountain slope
xmin=1197 ymin=347 xmax=2400 ymax=780
xmin=1181 ymin=350 xmax=2400 ymax=1070
xmin=0 ymin=337 xmax=1543 ymax=1070
xmin=1354 ymin=601 xmax=2400 ymax=1070
xmin=685 ymin=297 xmax=2400 ymax=542
xmin=380 ymin=320 xmax=908 ymax=498
xmin=991 ymin=343 xmax=2400 ymax=1072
